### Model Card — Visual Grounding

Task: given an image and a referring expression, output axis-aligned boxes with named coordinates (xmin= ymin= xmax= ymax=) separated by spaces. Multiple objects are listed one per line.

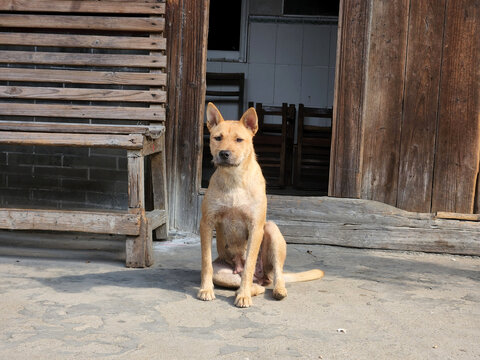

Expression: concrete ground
xmin=0 ymin=231 xmax=479 ymax=360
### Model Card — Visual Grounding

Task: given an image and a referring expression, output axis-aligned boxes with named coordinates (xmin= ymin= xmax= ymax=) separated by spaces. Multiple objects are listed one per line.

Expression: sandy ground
xmin=0 ymin=230 xmax=479 ymax=360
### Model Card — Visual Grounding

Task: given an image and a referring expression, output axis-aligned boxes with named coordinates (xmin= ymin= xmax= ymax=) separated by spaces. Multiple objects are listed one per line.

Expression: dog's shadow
xmin=26 ymin=266 xmax=279 ymax=307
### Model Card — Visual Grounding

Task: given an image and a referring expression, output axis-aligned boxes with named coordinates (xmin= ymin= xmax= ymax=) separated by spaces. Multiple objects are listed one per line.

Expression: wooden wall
xmin=330 ymin=0 xmax=480 ymax=215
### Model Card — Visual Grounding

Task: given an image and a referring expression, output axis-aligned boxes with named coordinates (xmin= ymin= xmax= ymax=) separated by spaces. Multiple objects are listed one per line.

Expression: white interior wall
xmin=207 ymin=15 xmax=337 ymax=128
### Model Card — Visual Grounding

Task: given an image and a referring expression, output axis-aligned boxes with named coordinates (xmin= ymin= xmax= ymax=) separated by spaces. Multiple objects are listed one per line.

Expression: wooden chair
xmin=0 ymin=1 xmax=168 ymax=267
xmin=294 ymin=104 xmax=333 ymax=193
xmin=205 ymin=72 xmax=245 ymax=119
xmin=249 ymin=102 xmax=296 ymax=188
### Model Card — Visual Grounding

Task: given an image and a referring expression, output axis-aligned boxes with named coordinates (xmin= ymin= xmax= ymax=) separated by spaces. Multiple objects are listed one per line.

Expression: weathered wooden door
xmin=330 ymin=0 xmax=480 ymax=215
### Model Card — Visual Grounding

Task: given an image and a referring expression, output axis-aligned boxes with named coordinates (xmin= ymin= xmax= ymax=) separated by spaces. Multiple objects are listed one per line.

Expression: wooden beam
xmin=436 ymin=212 xmax=480 ymax=222
xmin=165 ymin=0 xmax=209 ymax=232
xmin=146 ymin=209 xmax=168 ymax=231
xmin=267 ymin=196 xmax=480 ymax=256
xmin=0 ymin=208 xmax=140 ymax=235
xmin=0 ymin=86 xmax=166 ymax=103
xmin=126 ymin=152 xmax=153 ymax=267
xmin=0 ymin=131 xmax=145 ymax=149
xmin=0 ymin=51 xmax=166 ymax=68
xmin=0 ymin=103 xmax=165 ymax=121
xmin=0 ymin=32 xmax=166 ymax=50
xmin=0 ymin=14 xmax=165 ymax=32
xmin=0 ymin=121 xmax=165 ymax=138
xmin=0 ymin=0 xmax=165 ymax=14
xmin=329 ymin=0 xmax=369 ymax=198
xmin=0 ymin=68 xmax=166 ymax=86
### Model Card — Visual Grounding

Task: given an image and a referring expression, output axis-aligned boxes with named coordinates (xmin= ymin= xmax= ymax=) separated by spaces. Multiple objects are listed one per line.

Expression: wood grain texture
xmin=0 ymin=131 xmax=145 ymax=149
xmin=0 ymin=0 xmax=165 ymax=14
xmin=329 ymin=0 xmax=369 ymax=198
xmin=0 ymin=103 xmax=165 ymax=121
xmin=267 ymin=195 xmax=480 ymax=256
xmin=396 ymin=0 xmax=447 ymax=212
xmin=0 ymin=121 xmax=165 ymax=137
xmin=151 ymin=139 xmax=169 ymax=238
xmin=432 ymin=0 xmax=480 ymax=214
xmin=0 ymin=51 xmax=166 ymax=68
xmin=436 ymin=211 xmax=480 ymax=221
xmin=0 ymin=68 xmax=166 ymax=86
xmin=0 ymin=32 xmax=166 ymax=50
xmin=126 ymin=211 xmax=153 ymax=267
xmin=360 ymin=0 xmax=410 ymax=206
xmin=0 ymin=14 xmax=165 ymax=32
xmin=0 ymin=86 xmax=165 ymax=103
xmin=165 ymin=0 xmax=209 ymax=232
xmin=0 ymin=208 xmax=140 ymax=235
xmin=127 ymin=151 xmax=145 ymax=209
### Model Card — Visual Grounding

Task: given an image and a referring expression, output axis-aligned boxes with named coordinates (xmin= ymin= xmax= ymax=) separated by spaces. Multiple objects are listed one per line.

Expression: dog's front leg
xmin=197 ymin=219 xmax=215 ymax=301
xmin=234 ymin=225 xmax=264 ymax=308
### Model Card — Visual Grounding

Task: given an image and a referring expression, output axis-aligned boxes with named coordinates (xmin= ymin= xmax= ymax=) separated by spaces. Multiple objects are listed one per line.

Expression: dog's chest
xmin=211 ymin=188 xmax=253 ymax=221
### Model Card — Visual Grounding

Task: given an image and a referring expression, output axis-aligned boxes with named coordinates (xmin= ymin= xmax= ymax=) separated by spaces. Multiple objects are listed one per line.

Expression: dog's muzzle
xmin=214 ymin=150 xmax=238 ymax=167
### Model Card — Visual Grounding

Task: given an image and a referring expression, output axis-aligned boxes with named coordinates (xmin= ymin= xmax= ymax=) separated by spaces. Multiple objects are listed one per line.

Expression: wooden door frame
xmin=165 ymin=0 xmax=210 ymax=232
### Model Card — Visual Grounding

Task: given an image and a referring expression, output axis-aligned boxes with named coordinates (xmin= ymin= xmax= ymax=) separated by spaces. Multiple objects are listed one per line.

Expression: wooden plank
xmin=0 ymin=51 xmax=166 ymax=68
xmin=128 ymin=151 xmax=145 ymax=209
xmin=0 ymin=68 xmax=166 ymax=86
xmin=151 ymin=143 xmax=169 ymax=238
xmin=329 ymin=0 xmax=369 ymax=198
xmin=360 ymin=0 xmax=409 ymax=206
xmin=126 ymin=211 xmax=153 ymax=267
xmin=146 ymin=209 xmax=167 ymax=231
xmin=165 ymin=0 xmax=208 ymax=232
xmin=0 ymin=131 xmax=145 ymax=149
xmin=436 ymin=212 xmax=480 ymax=222
xmin=0 ymin=0 xmax=165 ymax=14
xmin=0 ymin=86 xmax=166 ymax=103
xmin=0 ymin=208 xmax=140 ymax=235
xmin=0 ymin=121 xmax=165 ymax=137
xmin=126 ymin=153 xmax=151 ymax=267
xmin=0 ymin=32 xmax=166 ymax=50
xmin=0 ymin=14 xmax=165 ymax=32
xmin=431 ymin=0 xmax=480 ymax=214
xmin=0 ymin=103 xmax=165 ymax=121
xmin=396 ymin=0 xmax=447 ymax=213
xmin=267 ymin=195 xmax=480 ymax=256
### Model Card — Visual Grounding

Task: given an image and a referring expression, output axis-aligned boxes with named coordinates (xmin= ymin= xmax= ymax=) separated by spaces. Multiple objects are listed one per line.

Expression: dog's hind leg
xmin=213 ymin=258 xmax=241 ymax=288
xmin=213 ymin=259 xmax=265 ymax=296
xmin=262 ymin=221 xmax=287 ymax=300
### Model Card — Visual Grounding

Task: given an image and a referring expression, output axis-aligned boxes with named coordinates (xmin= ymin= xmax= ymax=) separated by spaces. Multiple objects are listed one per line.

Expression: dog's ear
xmin=240 ymin=107 xmax=258 ymax=135
xmin=206 ymin=103 xmax=224 ymax=132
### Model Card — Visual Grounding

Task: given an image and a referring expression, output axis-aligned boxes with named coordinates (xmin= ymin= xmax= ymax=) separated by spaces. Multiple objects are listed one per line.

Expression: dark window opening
xmin=208 ymin=0 xmax=242 ymax=51
xmin=284 ymin=0 xmax=339 ymax=17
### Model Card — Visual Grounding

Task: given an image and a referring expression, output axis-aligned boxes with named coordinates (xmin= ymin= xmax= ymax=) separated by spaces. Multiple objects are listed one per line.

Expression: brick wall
xmin=0 ymin=145 xmax=128 ymax=210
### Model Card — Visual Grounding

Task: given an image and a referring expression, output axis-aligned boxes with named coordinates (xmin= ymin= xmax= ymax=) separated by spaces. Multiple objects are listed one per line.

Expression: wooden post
xmin=165 ymin=0 xmax=209 ymax=232
xmin=126 ymin=150 xmax=153 ymax=267
xmin=151 ymin=133 xmax=169 ymax=239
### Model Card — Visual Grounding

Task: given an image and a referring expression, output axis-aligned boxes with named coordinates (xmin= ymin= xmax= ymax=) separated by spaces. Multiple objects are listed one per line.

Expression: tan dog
xmin=197 ymin=103 xmax=324 ymax=308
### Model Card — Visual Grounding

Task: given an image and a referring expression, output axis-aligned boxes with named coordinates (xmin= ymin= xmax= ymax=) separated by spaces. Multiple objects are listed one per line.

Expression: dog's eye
xmin=236 ymin=138 xmax=243 ymax=143
xmin=214 ymin=136 xmax=222 ymax=141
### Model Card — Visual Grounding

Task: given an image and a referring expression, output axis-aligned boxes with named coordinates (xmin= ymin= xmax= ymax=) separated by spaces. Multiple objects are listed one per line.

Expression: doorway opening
xmin=202 ymin=0 xmax=340 ymax=196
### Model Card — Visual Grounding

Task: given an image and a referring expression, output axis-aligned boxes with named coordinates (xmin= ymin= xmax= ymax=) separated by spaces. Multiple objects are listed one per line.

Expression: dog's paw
xmin=234 ymin=292 xmax=252 ymax=308
xmin=197 ymin=288 xmax=215 ymax=301
xmin=273 ymin=286 xmax=287 ymax=300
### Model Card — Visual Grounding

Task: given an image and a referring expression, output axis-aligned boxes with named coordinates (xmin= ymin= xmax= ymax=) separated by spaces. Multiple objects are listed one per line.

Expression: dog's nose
xmin=219 ymin=150 xmax=231 ymax=160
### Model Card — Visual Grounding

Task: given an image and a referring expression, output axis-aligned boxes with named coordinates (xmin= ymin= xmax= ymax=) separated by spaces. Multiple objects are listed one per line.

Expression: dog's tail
xmin=283 ymin=269 xmax=324 ymax=283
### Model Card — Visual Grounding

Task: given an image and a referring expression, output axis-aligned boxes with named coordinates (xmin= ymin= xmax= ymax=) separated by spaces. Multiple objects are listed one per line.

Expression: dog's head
xmin=206 ymin=102 xmax=258 ymax=168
